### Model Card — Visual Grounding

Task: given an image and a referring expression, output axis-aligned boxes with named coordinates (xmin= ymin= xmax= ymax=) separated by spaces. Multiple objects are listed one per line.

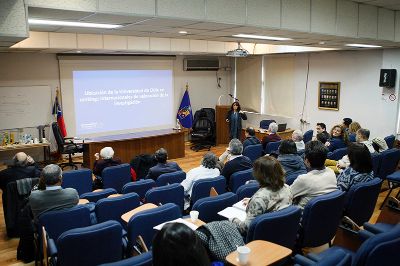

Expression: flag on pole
xmin=52 ymin=89 xmax=67 ymax=137
xmin=177 ymin=83 xmax=193 ymax=128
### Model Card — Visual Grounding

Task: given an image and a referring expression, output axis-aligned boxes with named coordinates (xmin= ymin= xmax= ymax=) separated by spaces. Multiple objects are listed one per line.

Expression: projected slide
xmin=73 ymin=70 xmax=173 ymax=135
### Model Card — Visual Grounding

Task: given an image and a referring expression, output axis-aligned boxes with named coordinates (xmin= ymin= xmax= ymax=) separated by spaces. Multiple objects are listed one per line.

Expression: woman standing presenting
xmin=226 ymin=101 xmax=247 ymax=140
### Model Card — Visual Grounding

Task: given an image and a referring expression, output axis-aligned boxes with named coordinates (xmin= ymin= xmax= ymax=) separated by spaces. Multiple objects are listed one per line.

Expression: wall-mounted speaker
xmin=379 ymin=69 xmax=396 ymax=88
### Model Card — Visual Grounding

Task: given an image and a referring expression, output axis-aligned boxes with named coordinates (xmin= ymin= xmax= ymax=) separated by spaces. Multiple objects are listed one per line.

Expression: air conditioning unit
xmin=183 ymin=58 xmax=220 ymax=71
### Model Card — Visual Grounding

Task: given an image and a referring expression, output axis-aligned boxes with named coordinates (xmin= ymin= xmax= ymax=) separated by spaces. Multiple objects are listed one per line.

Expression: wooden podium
xmin=216 ymin=105 xmax=230 ymax=145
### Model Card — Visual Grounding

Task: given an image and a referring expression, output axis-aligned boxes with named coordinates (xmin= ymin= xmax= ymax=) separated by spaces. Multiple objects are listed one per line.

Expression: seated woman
xmin=372 ymin=137 xmax=389 ymax=153
xmin=152 ymin=223 xmax=210 ymax=266
xmin=337 ymin=143 xmax=374 ymax=192
xmin=277 ymin=140 xmax=307 ymax=185
xmin=232 ymin=156 xmax=292 ymax=235
xmin=325 ymin=124 xmax=349 ymax=152
xmin=181 ymin=152 xmax=220 ymax=210
xmin=261 ymin=122 xmax=282 ymax=150
xmin=93 ymin=147 xmax=121 ymax=176
xmin=348 ymin=122 xmax=361 ymax=142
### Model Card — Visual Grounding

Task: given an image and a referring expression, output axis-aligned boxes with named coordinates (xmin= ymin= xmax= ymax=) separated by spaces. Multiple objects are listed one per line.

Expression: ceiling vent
xmin=183 ymin=58 xmax=220 ymax=71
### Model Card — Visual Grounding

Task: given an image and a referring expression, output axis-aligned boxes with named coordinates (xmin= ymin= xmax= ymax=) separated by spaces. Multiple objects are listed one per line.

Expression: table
xmin=226 ymin=240 xmax=292 ymax=266
xmin=241 ymin=128 xmax=294 ymax=142
xmin=121 ymin=203 xmax=158 ymax=223
xmin=78 ymin=199 xmax=89 ymax=205
xmin=0 ymin=143 xmax=50 ymax=162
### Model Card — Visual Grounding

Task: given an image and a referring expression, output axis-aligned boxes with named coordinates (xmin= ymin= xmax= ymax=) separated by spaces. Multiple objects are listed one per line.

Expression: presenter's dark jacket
xmin=243 ymin=136 xmax=261 ymax=151
xmin=221 ymin=156 xmax=253 ymax=185
xmin=93 ymin=158 xmax=122 ymax=177
xmin=0 ymin=164 xmax=40 ymax=192
xmin=145 ymin=162 xmax=182 ymax=181
xmin=262 ymin=133 xmax=282 ymax=150
xmin=226 ymin=110 xmax=247 ymax=140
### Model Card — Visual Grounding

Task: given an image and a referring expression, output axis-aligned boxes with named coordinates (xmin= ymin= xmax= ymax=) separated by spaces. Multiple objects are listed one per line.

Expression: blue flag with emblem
xmin=177 ymin=84 xmax=193 ymax=128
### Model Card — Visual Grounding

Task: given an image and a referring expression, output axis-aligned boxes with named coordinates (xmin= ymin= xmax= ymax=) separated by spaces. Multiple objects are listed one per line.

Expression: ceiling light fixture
xmin=28 ymin=18 xmax=122 ymax=29
xmin=233 ymin=34 xmax=292 ymax=41
xmin=345 ymin=43 xmax=382 ymax=48
xmin=178 ymin=31 xmax=188 ymax=34
xmin=226 ymin=42 xmax=249 ymax=57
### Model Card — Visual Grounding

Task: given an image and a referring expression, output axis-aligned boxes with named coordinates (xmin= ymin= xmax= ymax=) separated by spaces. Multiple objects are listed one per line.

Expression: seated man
xmin=261 ymin=122 xmax=281 ymax=150
xmin=146 ymin=148 xmax=182 ymax=181
xmin=219 ymin=139 xmax=253 ymax=185
xmin=315 ymin=122 xmax=330 ymax=141
xmin=342 ymin=118 xmax=353 ymax=132
xmin=292 ymin=129 xmax=305 ymax=151
xmin=242 ymin=127 xmax=261 ymax=151
xmin=93 ymin=147 xmax=122 ymax=177
xmin=290 ymin=141 xmax=337 ymax=208
xmin=0 ymin=152 xmax=40 ymax=192
xmin=29 ymin=164 xmax=79 ymax=220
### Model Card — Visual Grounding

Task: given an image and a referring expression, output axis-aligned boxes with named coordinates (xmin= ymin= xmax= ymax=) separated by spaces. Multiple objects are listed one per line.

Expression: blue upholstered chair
xmin=384 ymin=134 xmax=395 ymax=149
xmin=327 ymin=147 xmax=347 ymax=160
xmin=156 ymin=170 xmax=186 ymax=187
xmin=246 ymin=205 xmax=302 ymax=250
xmin=265 ymin=140 xmax=282 ymax=154
xmin=145 ymin=183 xmax=184 ymax=211
xmin=127 ymin=203 xmax=181 ymax=251
xmin=294 ymin=248 xmax=352 ymax=266
xmin=192 ymin=192 xmax=238 ymax=223
xmin=95 ymin=193 xmax=141 ymax=226
xmin=81 ymin=188 xmax=118 ymax=202
xmin=102 ymin=164 xmax=132 ymax=193
xmin=376 ymin=148 xmax=400 ymax=180
xmin=122 ymin=179 xmax=156 ymax=200
xmin=62 ymin=168 xmax=93 ymax=196
xmin=296 ymin=190 xmax=346 ymax=249
xmin=236 ymin=182 xmax=259 ymax=201
xmin=243 ymin=144 xmax=263 ymax=162
xmin=303 ymin=130 xmax=314 ymax=144
xmin=343 ymin=178 xmax=382 ymax=226
xmin=260 ymin=119 xmax=276 ymax=130
xmin=371 ymin=152 xmax=382 ymax=177
xmin=56 ymin=221 xmax=124 ymax=266
xmin=229 ymin=169 xmax=254 ymax=193
xmin=191 ymin=176 xmax=226 ymax=205
xmin=99 ymin=252 xmax=152 ymax=266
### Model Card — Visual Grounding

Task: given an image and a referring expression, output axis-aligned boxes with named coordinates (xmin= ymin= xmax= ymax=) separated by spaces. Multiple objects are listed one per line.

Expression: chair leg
xmin=380 ymin=182 xmax=393 ymax=209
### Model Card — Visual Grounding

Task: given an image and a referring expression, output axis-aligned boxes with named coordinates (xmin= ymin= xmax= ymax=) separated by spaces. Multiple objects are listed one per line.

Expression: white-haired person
xmin=93 ymin=147 xmax=122 ymax=177
xmin=292 ymin=129 xmax=305 ymax=152
xmin=261 ymin=122 xmax=282 ymax=150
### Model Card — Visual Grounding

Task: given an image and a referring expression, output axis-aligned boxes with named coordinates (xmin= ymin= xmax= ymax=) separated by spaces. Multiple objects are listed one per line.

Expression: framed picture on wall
xmin=318 ymin=82 xmax=340 ymax=111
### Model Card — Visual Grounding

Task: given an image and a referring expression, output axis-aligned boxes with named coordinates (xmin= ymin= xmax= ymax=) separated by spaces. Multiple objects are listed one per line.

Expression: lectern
xmin=216 ymin=105 xmax=230 ymax=145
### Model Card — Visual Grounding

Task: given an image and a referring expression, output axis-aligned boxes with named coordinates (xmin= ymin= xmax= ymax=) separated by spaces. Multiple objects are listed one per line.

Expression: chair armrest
xmin=47 ymin=238 xmax=58 ymax=257
xmin=377 ymin=197 xmax=400 ymax=224
xmin=332 ymin=224 xmax=362 ymax=252
xmin=341 ymin=216 xmax=361 ymax=231
xmin=358 ymin=229 xmax=376 ymax=241
xmin=293 ymin=254 xmax=316 ymax=266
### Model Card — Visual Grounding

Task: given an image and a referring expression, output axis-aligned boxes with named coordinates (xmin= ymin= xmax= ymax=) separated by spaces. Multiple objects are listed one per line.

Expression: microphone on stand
xmin=228 ymin=94 xmax=239 ymax=101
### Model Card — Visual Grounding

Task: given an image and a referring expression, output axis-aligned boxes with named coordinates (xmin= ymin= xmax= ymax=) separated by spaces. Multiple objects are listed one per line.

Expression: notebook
xmin=218 ymin=199 xmax=247 ymax=222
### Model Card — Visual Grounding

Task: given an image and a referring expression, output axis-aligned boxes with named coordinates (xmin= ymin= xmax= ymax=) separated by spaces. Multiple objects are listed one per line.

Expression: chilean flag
xmin=52 ymin=92 xmax=67 ymax=137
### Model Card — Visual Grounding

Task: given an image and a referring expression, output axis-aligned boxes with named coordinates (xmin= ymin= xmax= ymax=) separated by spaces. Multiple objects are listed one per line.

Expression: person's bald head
xmin=13 ymin=152 xmax=28 ymax=167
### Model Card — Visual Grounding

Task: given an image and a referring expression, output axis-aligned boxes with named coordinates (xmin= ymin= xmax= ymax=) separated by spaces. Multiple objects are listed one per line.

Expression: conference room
xmin=0 ymin=0 xmax=400 ymax=265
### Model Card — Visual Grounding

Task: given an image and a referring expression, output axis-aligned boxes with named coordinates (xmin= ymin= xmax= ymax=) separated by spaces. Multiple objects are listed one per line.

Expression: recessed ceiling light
xmin=28 ymin=18 xmax=122 ymax=29
xmin=178 ymin=31 xmax=188 ymax=34
xmin=232 ymin=34 xmax=292 ymax=41
xmin=319 ymin=41 xmax=325 ymax=45
xmin=345 ymin=43 xmax=382 ymax=48
xmin=76 ymin=50 xmax=82 ymax=53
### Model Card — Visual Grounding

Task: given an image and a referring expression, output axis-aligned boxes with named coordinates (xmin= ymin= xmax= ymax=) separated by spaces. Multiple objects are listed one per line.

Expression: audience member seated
xmin=277 ymin=140 xmax=307 ymax=184
xmin=29 ymin=164 xmax=79 ymax=220
xmin=348 ymin=121 xmax=361 ymax=142
xmin=232 ymin=156 xmax=292 ymax=235
xmin=0 ymin=152 xmax=40 ymax=192
xmin=292 ymin=130 xmax=305 ymax=151
xmin=290 ymin=141 xmax=337 ymax=208
xmin=337 ymin=143 xmax=374 ymax=192
xmin=181 ymin=152 xmax=220 ymax=210
xmin=219 ymin=139 xmax=253 ymax=185
xmin=316 ymin=132 xmax=329 ymax=144
xmin=93 ymin=147 xmax=122 ymax=176
xmin=325 ymin=124 xmax=349 ymax=152
xmin=342 ymin=117 xmax=353 ymax=132
xmin=152 ymin=223 xmax=210 ymax=266
xmin=315 ymin=122 xmax=330 ymax=141
xmin=261 ymin=122 xmax=282 ymax=150
xmin=371 ymin=137 xmax=389 ymax=153
xmin=242 ymin=127 xmax=261 ymax=150
xmin=146 ymin=148 xmax=182 ymax=181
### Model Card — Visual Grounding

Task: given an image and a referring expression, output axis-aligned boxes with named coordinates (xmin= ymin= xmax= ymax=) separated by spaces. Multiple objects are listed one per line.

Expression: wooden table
xmin=78 ymin=199 xmax=89 ymax=205
xmin=241 ymin=128 xmax=294 ymax=142
xmin=107 ymin=193 xmax=123 ymax=198
xmin=226 ymin=240 xmax=292 ymax=266
xmin=0 ymin=142 xmax=50 ymax=162
xmin=82 ymin=129 xmax=185 ymax=168
xmin=121 ymin=203 xmax=158 ymax=223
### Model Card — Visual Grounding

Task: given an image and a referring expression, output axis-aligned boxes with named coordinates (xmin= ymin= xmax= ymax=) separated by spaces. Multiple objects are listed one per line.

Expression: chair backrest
xmin=265 ymin=140 xmax=282 ymax=154
xmin=127 ymin=203 xmax=181 ymax=250
xmin=299 ymin=190 xmax=346 ymax=248
xmin=62 ymin=168 xmax=93 ymax=196
xmin=122 ymin=180 xmax=156 ymax=199
xmin=371 ymin=153 xmax=382 ymax=177
xmin=277 ymin=123 xmax=287 ymax=132
xmin=191 ymin=175 xmax=226 ymax=205
xmin=38 ymin=205 xmax=92 ymax=242
xmin=51 ymin=122 xmax=65 ymax=152
xmin=327 ymin=147 xmax=348 ymax=160
xmin=260 ymin=120 xmax=276 ymax=129
xmin=80 ymin=188 xmax=118 ymax=203
xmin=353 ymin=224 xmax=400 ymax=266
xmin=229 ymin=169 xmax=254 ymax=193
xmin=285 ymin=171 xmax=305 ymax=185
xmin=236 ymin=182 xmax=259 ymax=201
xmin=384 ymin=134 xmax=395 ymax=149
xmin=145 ymin=183 xmax=184 ymax=211
xmin=102 ymin=163 xmax=132 ymax=193
xmin=246 ymin=205 xmax=302 ymax=249
xmin=192 ymin=192 xmax=238 ymax=223
xmin=376 ymin=148 xmax=400 ymax=180
xmin=95 ymin=193 xmax=141 ymax=225
xmin=156 ymin=170 xmax=186 ymax=187
xmin=343 ymin=178 xmax=382 ymax=226
xmin=243 ymin=144 xmax=263 ymax=162
xmin=57 ymin=220 xmax=123 ymax=266
xmin=303 ymin=130 xmax=314 ymax=143
xmin=98 ymin=252 xmax=152 ymax=266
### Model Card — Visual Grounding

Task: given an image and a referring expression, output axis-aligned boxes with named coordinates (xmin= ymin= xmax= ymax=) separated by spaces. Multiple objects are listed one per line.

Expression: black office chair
xmin=190 ymin=110 xmax=215 ymax=152
xmin=52 ymin=122 xmax=83 ymax=170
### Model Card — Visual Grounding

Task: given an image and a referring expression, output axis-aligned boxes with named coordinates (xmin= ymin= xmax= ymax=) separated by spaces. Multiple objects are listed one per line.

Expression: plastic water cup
xmin=190 ymin=210 xmax=199 ymax=222
xmin=41 ymin=138 xmax=47 ymax=143
xmin=237 ymin=246 xmax=251 ymax=265
xmin=33 ymin=138 xmax=39 ymax=144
